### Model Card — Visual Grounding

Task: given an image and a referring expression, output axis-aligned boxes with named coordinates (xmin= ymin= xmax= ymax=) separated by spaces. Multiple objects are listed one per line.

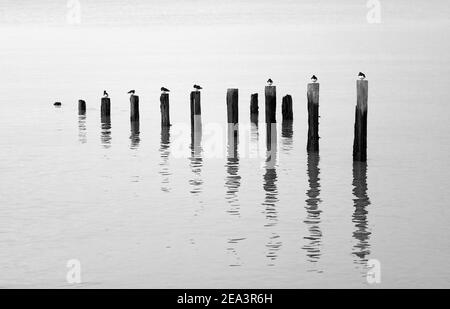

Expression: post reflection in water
xmin=189 ymin=115 xmax=203 ymax=196
xmin=250 ymin=121 xmax=260 ymax=158
xmin=352 ymin=161 xmax=372 ymax=264
xmin=303 ymin=152 xmax=323 ymax=269
xmin=281 ymin=120 xmax=293 ymax=152
xmin=78 ymin=114 xmax=87 ymax=144
xmin=130 ymin=120 xmax=140 ymax=150
xmin=159 ymin=126 xmax=171 ymax=193
xmin=262 ymin=123 xmax=281 ymax=266
xmin=100 ymin=116 xmax=111 ymax=148
xmin=227 ymin=237 xmax=246 ymax=267
xmin=225 ymin=124 xmax=241 ymax=216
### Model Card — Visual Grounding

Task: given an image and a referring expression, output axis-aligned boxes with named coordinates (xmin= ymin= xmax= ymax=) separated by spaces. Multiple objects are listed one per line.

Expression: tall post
xmin=78 ymin=99 xmax=86 ymax=115
xmin=101 ymin=97 xmax=111 ymax=118
xmin=160 ymin=93 xmax=171 ymax=127
xmin=307 ymin=83 xmax=320 ymax=152
xmin=227 ymin=88 xmax=239 ymax=125
xmin=353 ymin=80 xmax=368 ymax=161
xmin=282 ymin=95 xmax=293 ymax=121
xmin=130 ymin=95 xmax=139 ymax=122
xmin=265 ymin=86 xmax=276 ymax=124
xmin=190 ymin=91 xmax=201 ymax=128
xmin=250 ymin=93 xmax=258 ymax=124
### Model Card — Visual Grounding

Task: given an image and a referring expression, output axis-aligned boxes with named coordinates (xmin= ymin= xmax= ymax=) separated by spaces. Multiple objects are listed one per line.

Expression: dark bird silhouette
xmin=161 ymin=87 xmax=170 ymax=93
xmin=358 ymin=72 xmax=366 ymax=80
xmin=103 ymin=90 xmax=109 ymax=98
xmin=267 ymin=78 xmax=273 ymax=86
xmin=54 ymin=102 xmax=62 ymax=107
xmin=311 ymin=75 xmax=318 ymax=83
xmin=127 ymin=90 xmax=135 ymax=95
xmin=193 ymin=84 xmax=202 ymax=90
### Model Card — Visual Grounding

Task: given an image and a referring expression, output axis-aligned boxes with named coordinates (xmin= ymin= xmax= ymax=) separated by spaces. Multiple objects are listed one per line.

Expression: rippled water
xmin=0 ymin=0 xmax=449 ymax=288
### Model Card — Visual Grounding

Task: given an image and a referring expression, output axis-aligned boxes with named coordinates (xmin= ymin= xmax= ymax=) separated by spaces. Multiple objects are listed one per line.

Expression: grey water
xmin=0 ymin=0 xmax=449 ymax=288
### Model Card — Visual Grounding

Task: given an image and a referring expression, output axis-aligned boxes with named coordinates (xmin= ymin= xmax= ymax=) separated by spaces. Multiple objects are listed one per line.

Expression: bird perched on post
xmin=267 ymin=79 xmax=273 ymax=86
xmin=103 ymin=90 xmax=109 ymax=98
xmin=161 ymin=87 xmax=170 ymax=93
xmin=358 ymin=72 xmax=366 ymax=80
xmin=127 ymin=90 xmax=135 ymax=95
xmin=311 ymin=75 xmax=318 ymax=83
xmin=193 ymin=84 xmax=202 ymax=91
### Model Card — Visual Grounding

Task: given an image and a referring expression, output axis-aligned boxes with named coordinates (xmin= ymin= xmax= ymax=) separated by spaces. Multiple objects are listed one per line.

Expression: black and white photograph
xmin=0 ymin=0 xmax=449 ymax=294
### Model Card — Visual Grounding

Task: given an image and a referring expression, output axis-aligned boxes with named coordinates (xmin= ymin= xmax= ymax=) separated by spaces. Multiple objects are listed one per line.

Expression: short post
xmin=190 ymin=91 xmax=201 ymax=127
xmin=227 ymin=88 xmax=239 ymax=125
xmin=307 ymin=83 xmax=320 ymax=152
xmin=250 ymin=93 xmax=258 ymax=123
xmin=265 ymin=86 xmax=276 ymax=124
xmin=130 ymin=95 xmax=139 ymax=122
xmin=353 ymin=80 xmax=368 ymax=161
xmin=282 ymin=95 xmax=293 ymax=121
xmin=78 ymin=99 xmax=86 ymax=115
xmin=101 ymin=97 xmax=111 ymax=118
xmin=160 ymin=93 xmax=171 ymax=127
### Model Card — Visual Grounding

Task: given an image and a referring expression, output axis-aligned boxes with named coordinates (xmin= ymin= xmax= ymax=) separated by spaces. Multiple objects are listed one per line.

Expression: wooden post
xmin=307 ymin=83 xmax=320 ymax=152
xmin=78 ymin=99 xmax=86 ymax=115
xmin=250 ymin=93 xmax=258 ymax=123
xmin=353 ymin=80 xmax=368 ymax=162
xmin=190 ymin=91 xmax=201 ymax=127
xmin=265 ymin=86 xmax=276 ymax=124
xmin=101 ymin=97 xmax=111 ymax=118
xmin=282 ymin=95 xmax=293 ymax=121
xmin=130 ymin=95 xmax=139 ymax=122
xmin=227 ymin=88 xmax=239 ymax=125
xmin=160 ymin=93 xmax=171 ymax=127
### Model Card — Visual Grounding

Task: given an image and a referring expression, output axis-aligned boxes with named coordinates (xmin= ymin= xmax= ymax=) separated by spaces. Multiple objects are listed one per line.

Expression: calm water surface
xmin=0 ymin=0 xmax=449 ymax=288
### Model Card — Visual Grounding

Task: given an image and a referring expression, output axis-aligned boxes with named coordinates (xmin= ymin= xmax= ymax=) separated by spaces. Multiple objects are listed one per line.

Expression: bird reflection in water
xmin=189 ymin=116 xmax=203 ymax=196
xmin=352 ymin=161 xmax=372 ymax=264
xmin=78 ymin=114 xmax=87 ymax=144
xmin=159 ymin=126 xmax=171 ymax=192
xmin=130 ymin=120 xmax=140 ymax=150
xmin=303 ymin=152 xmax=323 ymax=269
xmin=100 ymin=116 xmax=111 ymax=148
xmin=225 ymin=124 xmax=241 ymax=216
xmin=262 ymin=123 xmax=281 ymax=266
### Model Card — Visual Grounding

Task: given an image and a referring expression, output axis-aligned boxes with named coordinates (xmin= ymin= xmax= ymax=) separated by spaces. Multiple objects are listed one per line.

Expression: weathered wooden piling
xmin=250 ymin=93 xmax=258 ymax=113
xmin=190 ymin=91 xmax=201 ymax=127
xmin=78 ymin=100 xmax=86 ymax=115
xmin=282 ymin=95 xmax=293 ymax=121
xmin=250 ymin=93 xmax=258 ymax=124
xmin=307 ymin=83 xmax=320 ymax=152
xmin=130 ymin=95 xmax=139 ymax=122
xmin=353 ymin=80 xmax=368 ymax=161
xmin=265 ymin=86 xmax=276 ymax=124
xmin=160 ymin=93 xmax=171 ymax=127
xmin=101 ymin=97 xmax=111 ymax=118
xmin=227 ymin=88 xmax=239 ymax=125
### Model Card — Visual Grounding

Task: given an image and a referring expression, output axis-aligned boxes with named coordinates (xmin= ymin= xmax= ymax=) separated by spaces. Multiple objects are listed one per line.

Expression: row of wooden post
xmin=82 ymin=81 xmax=368 ymax=161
